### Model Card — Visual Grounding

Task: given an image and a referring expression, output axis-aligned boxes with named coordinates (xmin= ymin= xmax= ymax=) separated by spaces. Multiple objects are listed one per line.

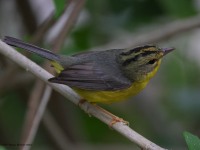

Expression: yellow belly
xmin=74 ymin=60 xmax=161 ymax=104
xmin=51 ymin=60 xmax=161 ymax=104
xmin=74 ymin=80 xmax=148 ymax=103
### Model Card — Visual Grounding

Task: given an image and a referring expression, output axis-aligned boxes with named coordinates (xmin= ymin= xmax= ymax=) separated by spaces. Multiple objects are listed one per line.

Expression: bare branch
xmin=0 ymin=40 xmax=166 ymax=150
xmin=20 ymin=1 xmax=86 ymax=148
xmin=129 ymin=15 xmax=200 ymax=46
xmin=91 ymin=15 xmax=200 ymax=51
xmin=51 ymin=0 xmax=86 ymax=52
xmin=43 ymin=111 xmax=74 ymax=150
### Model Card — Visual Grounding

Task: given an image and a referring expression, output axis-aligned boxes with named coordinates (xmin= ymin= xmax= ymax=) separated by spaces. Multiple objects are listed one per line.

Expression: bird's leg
xmin=78 ymin=99 xmax=92 ymax=117
xmin=78 ymin=98 xmax=86 ymax=106
xmin=78 ymin=99 xmax=129 ymax=126
xmin=93 ymin=104 xmax=129 ymax=127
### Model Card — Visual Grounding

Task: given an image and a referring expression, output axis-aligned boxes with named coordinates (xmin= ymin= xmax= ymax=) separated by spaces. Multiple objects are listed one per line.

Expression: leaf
xmin=184 ymin=131 xmax=200 ymax=150
xmin=53 ymin=0 xmax=66 ymax=19
xmin=0 ymin=146 xmax=6 ymax=150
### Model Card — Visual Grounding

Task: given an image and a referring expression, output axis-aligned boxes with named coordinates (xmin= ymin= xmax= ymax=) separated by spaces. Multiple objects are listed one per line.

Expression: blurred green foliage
xmin=158 ymin=0 xmax=196 ymax=18
xmin=0 ymin=93 xmax=25 ymax=142
xmin=0 ymin=146 xmax=6 ymax=150
xmin=53 ymin=0 xmax=66 ymax=19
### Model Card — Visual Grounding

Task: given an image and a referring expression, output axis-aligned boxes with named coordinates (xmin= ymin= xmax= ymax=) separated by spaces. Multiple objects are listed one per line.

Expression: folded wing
xmin=49 ymin=62 xmax=131 ymax=91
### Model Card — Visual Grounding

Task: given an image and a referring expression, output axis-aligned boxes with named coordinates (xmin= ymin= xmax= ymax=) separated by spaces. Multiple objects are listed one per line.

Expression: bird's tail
xmin=3 ymin=36 xmax=60 ymax=61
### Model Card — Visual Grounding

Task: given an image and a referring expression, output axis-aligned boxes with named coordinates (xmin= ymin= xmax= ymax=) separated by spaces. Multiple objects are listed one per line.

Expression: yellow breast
xmin=74 ymin=60 xmax=161 ymax=104
xmin=51 ymin=59 xmax=161 ymax=104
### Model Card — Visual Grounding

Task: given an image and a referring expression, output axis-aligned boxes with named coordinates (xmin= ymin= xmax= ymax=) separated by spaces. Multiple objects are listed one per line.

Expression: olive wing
xmin=48 ymin=63 xmax=131 ymax=91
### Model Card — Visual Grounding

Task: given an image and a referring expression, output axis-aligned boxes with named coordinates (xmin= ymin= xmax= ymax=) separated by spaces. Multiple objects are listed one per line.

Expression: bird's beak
xmin=162 ymin=47 xmax=175 ymax=56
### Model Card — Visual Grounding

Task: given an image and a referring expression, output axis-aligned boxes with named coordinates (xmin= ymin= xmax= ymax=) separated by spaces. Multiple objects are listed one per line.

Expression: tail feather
xmin=3 ymin=36 xmax=60 ymax=61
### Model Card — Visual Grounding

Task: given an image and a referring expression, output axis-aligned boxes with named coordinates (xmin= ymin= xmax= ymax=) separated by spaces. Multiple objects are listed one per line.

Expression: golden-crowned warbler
xmin=3 ymin=36 xmax=174 ymax=104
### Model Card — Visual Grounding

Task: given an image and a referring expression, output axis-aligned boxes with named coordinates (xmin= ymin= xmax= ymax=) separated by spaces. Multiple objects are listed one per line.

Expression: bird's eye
xmin=148 ymin=59 xmax=156 ymax=64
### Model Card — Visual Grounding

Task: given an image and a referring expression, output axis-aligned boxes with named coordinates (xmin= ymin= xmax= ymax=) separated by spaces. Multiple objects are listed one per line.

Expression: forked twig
xmin=20 ymin=1 xmax=86 ymax=149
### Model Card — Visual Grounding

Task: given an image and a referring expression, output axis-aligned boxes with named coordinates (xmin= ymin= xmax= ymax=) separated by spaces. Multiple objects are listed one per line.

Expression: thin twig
xmin=23 ymin=86 xmax=52 ymax=150
xmin=20 ymin=80 xmax=45 ymax=145
xmin=51 ymin=0 xmax=86 ymax=52
xmin=31 ymin=13 xmax=56 ymax=45
xmin=19 ymin=3 xmax=65 ymax=144
xmin=91 ymin=15 xmax=200 ymax=51
xmin=0 ymin=40 xmax=167 ymax=150
xmin=20 ymin=0 xmax=86 ymax=149
xmin=43 ymin=111 xmax=74 ymax=150
xmin=129 ymin=15 xmax=200 ymax=47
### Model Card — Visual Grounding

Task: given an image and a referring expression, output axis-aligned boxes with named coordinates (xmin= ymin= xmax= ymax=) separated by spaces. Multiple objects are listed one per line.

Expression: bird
xmin=3 ymin=36 xmax=174 ymax=104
